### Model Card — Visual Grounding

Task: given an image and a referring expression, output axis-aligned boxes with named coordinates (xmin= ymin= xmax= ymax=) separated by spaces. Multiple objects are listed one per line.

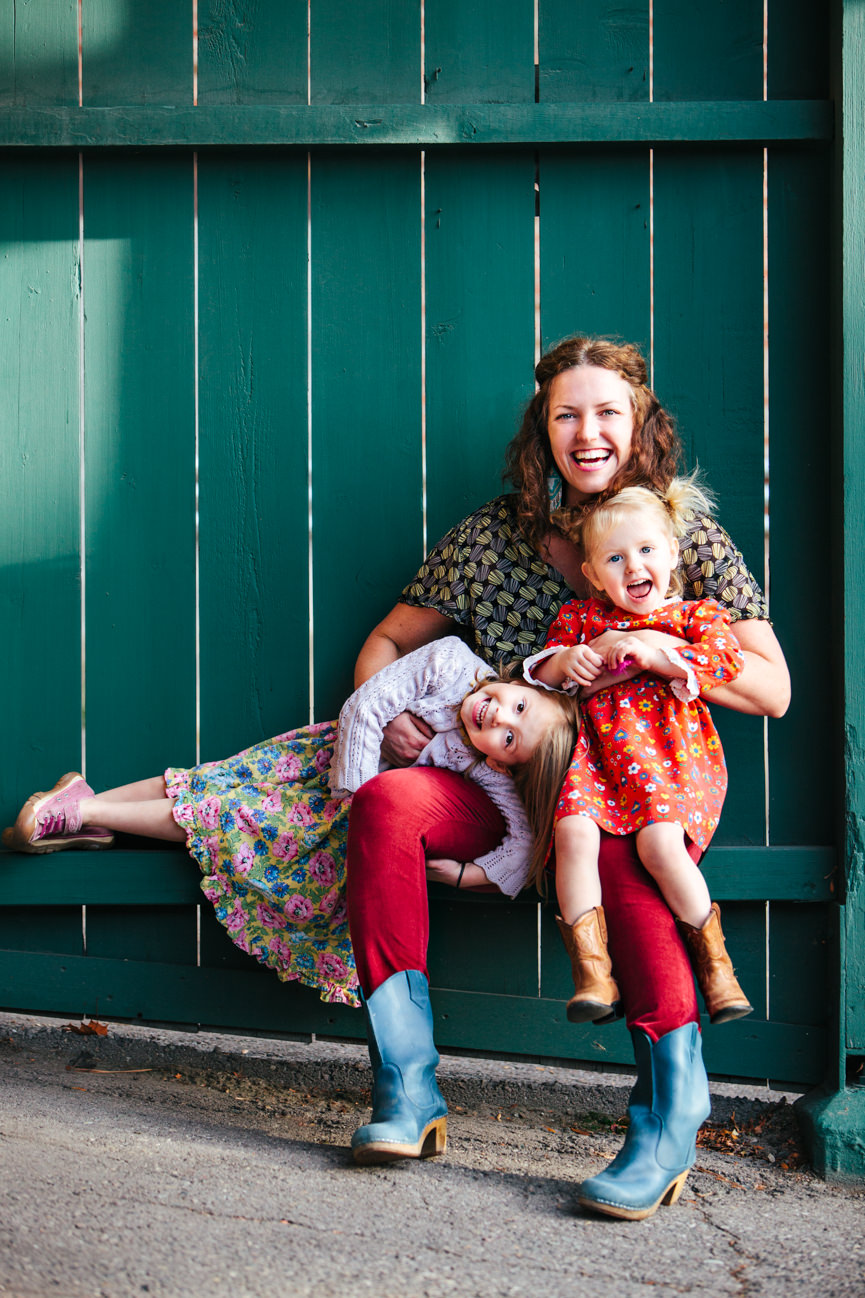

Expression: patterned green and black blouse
xmin=400 ymin=494 xmax=767 ymax=670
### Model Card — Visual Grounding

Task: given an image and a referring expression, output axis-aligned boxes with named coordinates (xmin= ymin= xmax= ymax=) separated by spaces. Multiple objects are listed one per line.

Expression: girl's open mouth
xmin=627 ymin=580 xmax=653 ymax=601
xmin=472 ymin=698 xmax=490 ymax=729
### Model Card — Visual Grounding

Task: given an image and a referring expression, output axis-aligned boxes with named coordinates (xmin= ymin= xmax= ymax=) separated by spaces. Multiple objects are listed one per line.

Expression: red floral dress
xmin=540 ymin=598 xmax=744 ymax=850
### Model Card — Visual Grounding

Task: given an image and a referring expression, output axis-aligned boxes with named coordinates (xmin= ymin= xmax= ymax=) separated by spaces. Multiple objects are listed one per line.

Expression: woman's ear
xmin=485 ymin=757 xmax=513 ymax=776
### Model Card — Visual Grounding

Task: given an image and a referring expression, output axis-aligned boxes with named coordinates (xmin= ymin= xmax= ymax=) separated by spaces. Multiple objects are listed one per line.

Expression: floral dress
xmin=166 ymin=723 xmax=359 ymax=1006
xmin=164 ymin=637 xmax=534 ymax=1010
xmin=527 ymin=597 xmax=745 ymax=850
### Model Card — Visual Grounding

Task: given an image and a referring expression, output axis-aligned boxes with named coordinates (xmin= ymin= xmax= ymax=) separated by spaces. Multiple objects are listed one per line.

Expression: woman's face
xmin=547 ymin=365 xmax=635 ymax=505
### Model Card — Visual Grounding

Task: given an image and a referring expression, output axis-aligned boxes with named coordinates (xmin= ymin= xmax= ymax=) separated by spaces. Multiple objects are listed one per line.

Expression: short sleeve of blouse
xmin=680 ymin=513 xmax=768 ymax=621
xmin=399 ymin=495 xmax=573 ymax=665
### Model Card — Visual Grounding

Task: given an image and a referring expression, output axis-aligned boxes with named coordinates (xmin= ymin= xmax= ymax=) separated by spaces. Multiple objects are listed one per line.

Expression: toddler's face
xmin=582 ymin=513 xmax=678 ymax=615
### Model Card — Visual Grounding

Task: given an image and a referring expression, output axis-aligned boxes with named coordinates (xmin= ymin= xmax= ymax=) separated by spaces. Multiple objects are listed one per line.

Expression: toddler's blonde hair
xmin=576 ymin=472 xmax=714 ymax=599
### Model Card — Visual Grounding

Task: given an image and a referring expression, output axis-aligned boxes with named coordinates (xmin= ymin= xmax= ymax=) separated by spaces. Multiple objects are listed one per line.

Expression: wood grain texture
xmin=539 ymin=148 xmax=650 ymax=352
xmin=767 ymin=148 xmax=834 ymax=848
xmin=82 ymin=0 xmax=191 ymax=106
xmin=82 ymin=155 xmax=196 ymax=789
xmin=310 ymin=0 xmax=420 ymax=104
xmin=0 ymin=101 xmax=834 ymax=147
xmin=0 ymin=0 xmax=78 ymax=105
xmin=539 ymin=0 xmax=649 ymax=103
xmin=424 ymin=150 xmax=535 ymax=546
xmin=654 ymin=0 xmax=763 ymax=101
xmin=198 ymin=0 xmax=307 ymax=105
xmin=309 ymin=151 xmax=422 ymax=718
xmin=653 ymin=146 xmax=766 ymax=847
xmin=197 ymin=154 xmax=310 ymax=757
xmin=0 ymin=158 xmax=82 ymax=828
xmin=424 ymin=0 xmax=534 ymax=104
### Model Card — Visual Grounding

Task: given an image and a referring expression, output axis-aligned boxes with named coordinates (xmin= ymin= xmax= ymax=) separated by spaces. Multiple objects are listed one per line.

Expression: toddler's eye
xmin=516 ymin=699 xmax=525 ymax=713
xmin=505 ymin=730 xmax=514 ymax=747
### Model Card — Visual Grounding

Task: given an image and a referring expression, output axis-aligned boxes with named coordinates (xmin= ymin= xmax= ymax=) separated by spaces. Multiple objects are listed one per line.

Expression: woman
xmin=345 ymin=336 xmax=790 ymax=1218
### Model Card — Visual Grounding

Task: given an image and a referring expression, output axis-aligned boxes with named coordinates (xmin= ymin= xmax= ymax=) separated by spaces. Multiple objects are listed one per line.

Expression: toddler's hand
xmin=554 ymin=644 xmax=605 ymax=687
xmin=606 ymin=635 xmax=657 ymax=673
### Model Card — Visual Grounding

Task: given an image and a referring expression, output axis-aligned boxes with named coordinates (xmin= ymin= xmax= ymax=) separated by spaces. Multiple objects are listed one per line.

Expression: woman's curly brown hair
xmin=504 ymin=336 xmax=683 ymax=550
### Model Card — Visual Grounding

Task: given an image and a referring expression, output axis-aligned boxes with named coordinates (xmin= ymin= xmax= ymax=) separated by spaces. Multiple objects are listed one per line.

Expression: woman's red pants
xmin=346 ymin=767 xmax=698 ymax=1042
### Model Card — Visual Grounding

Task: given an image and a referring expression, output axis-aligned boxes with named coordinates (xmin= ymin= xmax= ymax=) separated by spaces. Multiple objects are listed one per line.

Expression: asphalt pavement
xmin=1 ymin=1010 xmax=864 ymax=1298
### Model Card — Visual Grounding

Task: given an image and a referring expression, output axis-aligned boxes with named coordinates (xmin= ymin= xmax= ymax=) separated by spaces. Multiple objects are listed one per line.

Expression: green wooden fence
xmin=1 ymin=0 xmax=858 ymax=1174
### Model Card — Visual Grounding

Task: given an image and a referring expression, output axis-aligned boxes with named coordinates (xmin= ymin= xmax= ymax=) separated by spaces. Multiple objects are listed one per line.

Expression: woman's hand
xmin=380 ymin=712 xmax=436 ymax=766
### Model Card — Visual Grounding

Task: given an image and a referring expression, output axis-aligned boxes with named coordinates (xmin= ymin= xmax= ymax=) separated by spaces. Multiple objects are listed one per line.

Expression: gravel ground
xmin=1 ymin=1011 xmax=863 ymax=1298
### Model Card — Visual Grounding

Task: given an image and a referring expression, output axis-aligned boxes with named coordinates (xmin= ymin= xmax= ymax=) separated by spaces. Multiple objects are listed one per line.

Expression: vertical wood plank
xmin=197 ymin=155 xmax=310 ymax=757
xmin=654 ymin=0 xmax=762 ymax=100
xmin=198 ymin=0 xmax=307 ymax=105
xmin=83 ymin=156 xmax=196 ymax=788
xmin=424 ymin=0 xmax=534 ymax=103
xmin=309 ymin=152 xmax=422 ymax=718
xmin=538 ymin=0 xmax=649 ymax=102
xmin=0 ymin=158 xmax=82 ymax=825
xmin=310 ymin=0 xmax=420 ymax=104
xmin=767 ymin=0 xmax=829 ymax=99
xmin=539 ymin=150 xmax=650 ymax=354
xmin=766 ymin=149 xmax=833 ymax=847
xmin=82 ymin=0 xmax=191 ymax=105
xmin=653 ymin=148 xmax=766 ymax=846
xmin=0 ymin=1 xmax=79 ymax=104
xmin=424 ymin=151 xmax=536 ymax=545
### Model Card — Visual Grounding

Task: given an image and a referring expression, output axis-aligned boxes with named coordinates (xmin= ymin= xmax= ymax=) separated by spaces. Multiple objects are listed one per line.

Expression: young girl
xmin=526 ymin=478 xmax=753 ymax=1027
xmin=3 ymin=636 xmax=578 ymax=1008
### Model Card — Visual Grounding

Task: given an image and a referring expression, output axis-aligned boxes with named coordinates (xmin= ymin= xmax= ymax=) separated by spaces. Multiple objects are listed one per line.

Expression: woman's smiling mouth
xmin=572 ymin=448 xmax=612 ymax=469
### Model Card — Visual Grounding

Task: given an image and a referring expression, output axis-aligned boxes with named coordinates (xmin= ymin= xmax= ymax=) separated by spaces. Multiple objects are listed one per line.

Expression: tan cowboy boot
xmin=676 ymin=902 xmax=753 ymax=1024
xmin=556 ymin=907 xmax=621 ymax=1024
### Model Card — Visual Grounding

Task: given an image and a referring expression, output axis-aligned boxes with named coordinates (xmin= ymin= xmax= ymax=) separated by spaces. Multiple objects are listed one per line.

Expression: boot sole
xmin=709 ymin=1003 xmax=754 ymax=1025
xmin=578 ymin=1169 xmax=689 ymax=1221
xmin=352 ymin=1117 xmax=447 ymax=1165
xmin=566 ymin=1000 xmax=622 ymax=1025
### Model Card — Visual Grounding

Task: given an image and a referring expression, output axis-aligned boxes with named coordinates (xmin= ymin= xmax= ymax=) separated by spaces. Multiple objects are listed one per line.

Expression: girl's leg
xmin=634 ymin=822 xmax=711 ymax=928
xmin=553 ymin=814 xmax=619 ymax=1023
xmin=634 ymin=822 xmax=752 ymax=1024
xmin=346 ymin=767 xmax=505 ymax=996
xmin=596 ymin=830 xmax=699 ymax=1041
xmin=74 ymin=775 xmax=184 ymax=841
xmin=79 ymin=795 xmax=185 ymax=842
xmin=554 ymin=814 xmax=602 ymax=924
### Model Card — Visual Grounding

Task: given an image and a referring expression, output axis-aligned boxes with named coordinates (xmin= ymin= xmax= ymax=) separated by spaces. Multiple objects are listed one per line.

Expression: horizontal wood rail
xmin=0 ymin=101 xmax=833 ymax=149
xmin=0 ymin=844 xmax=836 ymax=904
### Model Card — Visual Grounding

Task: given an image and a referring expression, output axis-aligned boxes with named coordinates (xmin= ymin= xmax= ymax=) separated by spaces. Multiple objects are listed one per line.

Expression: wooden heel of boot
xmin=421 ymin=1116 xmax=448 ymax=1158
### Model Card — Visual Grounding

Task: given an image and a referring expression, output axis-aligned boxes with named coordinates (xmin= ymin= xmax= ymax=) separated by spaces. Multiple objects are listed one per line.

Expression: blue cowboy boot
xmin=351 ymin=969 xmax=448 ymax=1165
xmin=578 ymin=1021 xmax=711 ymax=1220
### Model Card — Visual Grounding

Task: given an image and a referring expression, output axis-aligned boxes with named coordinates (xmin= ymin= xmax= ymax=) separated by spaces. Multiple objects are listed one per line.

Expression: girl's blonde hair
xmin=462 ymin=664 xmax=580 ymax=892
xmin=573 ymin=473 xmax=714 ymax=600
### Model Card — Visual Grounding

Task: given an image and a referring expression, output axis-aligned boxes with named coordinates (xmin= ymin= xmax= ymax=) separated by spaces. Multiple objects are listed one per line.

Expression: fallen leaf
xmin=64 ymin=1020 xmax=109 ymax=1037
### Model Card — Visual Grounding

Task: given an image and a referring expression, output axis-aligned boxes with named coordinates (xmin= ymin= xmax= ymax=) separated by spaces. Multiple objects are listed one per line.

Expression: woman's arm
xmin=700 ymin=618 xmax=790 ymax=718
xmin=353 ymin=603 xmax=456 ymax=765
xmin=585 ymin=621 xmax=791 ymax=718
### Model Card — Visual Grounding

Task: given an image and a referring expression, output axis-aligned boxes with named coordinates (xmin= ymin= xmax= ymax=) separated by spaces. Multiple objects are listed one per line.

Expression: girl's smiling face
xmin=547 ymin=365 xmax=635 ymax=504
xmin=582 ymin=511 xmax=679 ymax=615
xmin=460 ymin=680 xmax=561 ymax=772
